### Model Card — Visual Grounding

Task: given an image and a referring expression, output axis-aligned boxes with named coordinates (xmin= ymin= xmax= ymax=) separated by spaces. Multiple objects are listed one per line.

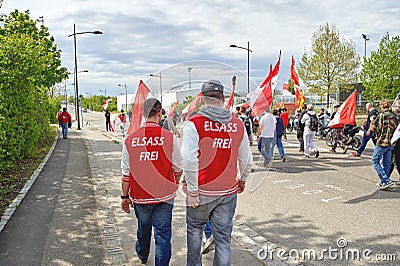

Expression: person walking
xmin=105 ymin=109 xmax=111 ymax=132
xmin=280 ymin=108 xmax=289 ymax=141
xmin=181 ymin=80 xmax=252 ymax=266
xmin=239 ymin=106 xmax=253 ymax=146
xmin=120 ymin=98 xmax=183 ymax=265
xmin=58 ymin=107 xmax=72 ymax=139
xmin=351 ymin=102 xmax=378 ymax=157
xmin=297 ymin=104 xmax=307 ymax=152
xmin=57 ymin=109 xmax=63 ymax=128
xmin=317 ymin=108 xmax=326 ymax=137
xmin=368 ymin=99 xmax=399 ymax=189
xmin=118 ymin=109 xmax=127 ymax=134
xmin=257 ymin=109 xmax=276 ymax=167
xmin=301 ymin=105 xmax=320 ymax=158
xmin=159 ymin=109 xmax=180 ymax=137
xmin=273 ymin=109 xmax=286 ymax=161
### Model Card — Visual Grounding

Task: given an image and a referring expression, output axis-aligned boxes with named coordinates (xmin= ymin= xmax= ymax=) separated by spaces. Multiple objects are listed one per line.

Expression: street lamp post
xmin=68 ymin=24 xmax=102 ymax=130
xmin=188 ymin=67 xmax=192 ymax=89
xmin=230 ymin=41 xmax=252 ymax=94
xmin=100 ymin=89 xmax=107 ymax=97
xmin=362 ymin=34 xmax=370 ymax=58
xmin=150 ymin=73 xmax=163 ymax=106
xmin=118 ymin=83 xmax=128 ymax=111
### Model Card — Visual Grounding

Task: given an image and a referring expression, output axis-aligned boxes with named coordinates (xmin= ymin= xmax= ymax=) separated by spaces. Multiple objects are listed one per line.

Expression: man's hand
xmin=366 ymin=130 xmax=371 ymax=137
xmin=188 ymin=194 xmax=200 ymax=208
xmin=237 ymin=181 xmax=246 ymax=193
xmin=121 ymin=198 xmax=133 ymax=213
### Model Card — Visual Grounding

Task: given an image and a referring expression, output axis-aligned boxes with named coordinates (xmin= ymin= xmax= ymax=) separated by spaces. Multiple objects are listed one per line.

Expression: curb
xmin=0 ymin=133 xmax=59 ymax=233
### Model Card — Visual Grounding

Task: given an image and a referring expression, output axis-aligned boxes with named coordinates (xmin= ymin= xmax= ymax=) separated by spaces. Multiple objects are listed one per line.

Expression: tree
xmin=299 ymin=23 xmax=360 ymax=107
xmin=0 ymin=10 xmax=68 ymax=171
xmin=361 ymin=33 xmax=400 ymax=101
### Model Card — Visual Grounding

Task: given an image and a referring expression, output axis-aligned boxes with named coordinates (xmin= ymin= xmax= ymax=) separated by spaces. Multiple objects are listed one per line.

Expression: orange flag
xmin=290 ymin=56 xmax=306 ymax=110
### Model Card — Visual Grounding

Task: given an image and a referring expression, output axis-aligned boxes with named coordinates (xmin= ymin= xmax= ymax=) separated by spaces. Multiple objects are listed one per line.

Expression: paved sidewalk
xmin=0 ymin=123 xmax=293 ymax=265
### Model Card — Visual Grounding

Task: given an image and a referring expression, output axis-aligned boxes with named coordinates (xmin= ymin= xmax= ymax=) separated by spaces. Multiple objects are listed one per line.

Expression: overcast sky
xmin=1 ymin=0 xmax=400 ymax=98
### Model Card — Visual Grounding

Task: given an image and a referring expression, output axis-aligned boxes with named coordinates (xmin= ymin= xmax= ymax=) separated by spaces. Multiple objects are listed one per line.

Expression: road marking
xmin=321 ymin=196 xmax=343 ymax=203
xmin=302 ymin=189 xmax=323 ymax=195
xmin=273 ymin=179 xmax=291 ymax=184
xmin=285 ymin=184 xmax=305 ymax=189
xmin=324 ymin=184 xmax=351 ymax=193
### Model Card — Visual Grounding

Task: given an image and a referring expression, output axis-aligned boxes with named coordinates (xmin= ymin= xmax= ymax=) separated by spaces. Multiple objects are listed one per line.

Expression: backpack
xmin=276 ymin=117 xmax=284 ymax=137
xmin=240 ymin=116 xmax=252 ymax=136
xmin=159 ymin=116 xmax=170 ymax=130
xmin=308 ymin=114 xmax=319 ymax=131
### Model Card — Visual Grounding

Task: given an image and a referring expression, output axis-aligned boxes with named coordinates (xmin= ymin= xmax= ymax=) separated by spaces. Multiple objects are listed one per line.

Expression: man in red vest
xmin=181 ymin=80 xmax=253 ymax=265
xmin=120 ymin=98 xmax=182 ymax=265
xmin=58 ymin=107 xmax=72 ymax=139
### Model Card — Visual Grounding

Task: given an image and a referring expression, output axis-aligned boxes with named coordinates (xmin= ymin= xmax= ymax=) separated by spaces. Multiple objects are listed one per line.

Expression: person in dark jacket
xmin=105 ymin=109 xmax=111 ymax=132
xmin=296 ymin=104 xmax=307 ymax=152
xmin=273 ymin=109 xmax=286 ymax=161
xmin=351 ymin=102 xmax=378 ymax=157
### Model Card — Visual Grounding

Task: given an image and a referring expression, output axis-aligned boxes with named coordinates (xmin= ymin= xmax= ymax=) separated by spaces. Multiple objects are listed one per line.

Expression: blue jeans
xmin=133 ymin=201 xmax=173 ymax=265
xmin=62 ymin=123 xmax=69 ymax=138
xmin=260 ymin=137 xmax=274 ymax=164
xmin=275 ymin=135 xmax=285 ymax=157
xmin=371 ymin=145 xmax=393 ymax=185
xmin=356 ymin=130 xmax=376 ymax=155
xmin=186 ymin=194 xmax=237 ymax=266
xmin=204 ymin=221 xmax=212 ymax=239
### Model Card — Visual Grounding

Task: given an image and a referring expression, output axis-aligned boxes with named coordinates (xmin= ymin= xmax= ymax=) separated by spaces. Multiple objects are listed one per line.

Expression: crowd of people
xmin=113 ymin=79 xmax=400 ymax=265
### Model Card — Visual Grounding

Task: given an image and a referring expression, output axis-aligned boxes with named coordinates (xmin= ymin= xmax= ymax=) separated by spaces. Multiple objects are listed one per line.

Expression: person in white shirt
xmin=257 ymin=109 xmax=276 ymax=167
xmin=301 ymin=105 xmax=320 ymax=158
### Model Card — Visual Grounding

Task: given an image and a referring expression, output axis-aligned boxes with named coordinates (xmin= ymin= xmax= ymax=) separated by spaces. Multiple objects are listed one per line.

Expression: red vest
xmin=189 ymin=114 xmax=244 ymax=197
xmin=124 ymin=122 xmax=178 ymax=204
xmin=59 ymin=111 xmax=71 ymax=124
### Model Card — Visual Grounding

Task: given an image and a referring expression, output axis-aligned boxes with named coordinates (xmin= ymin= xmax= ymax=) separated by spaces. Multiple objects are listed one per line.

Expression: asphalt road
xmin=81 ymin=108 xmax=400 ymax=266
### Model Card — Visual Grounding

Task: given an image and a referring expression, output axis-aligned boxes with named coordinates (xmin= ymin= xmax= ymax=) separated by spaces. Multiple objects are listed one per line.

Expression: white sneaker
xmin=201 ymin=235 xmax=215 ymax=254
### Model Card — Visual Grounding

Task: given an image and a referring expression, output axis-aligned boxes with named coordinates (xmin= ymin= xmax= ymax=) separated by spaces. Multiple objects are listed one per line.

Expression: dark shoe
xmin=329 ymin=148 xmax=336 ymax=152
xmin=315 ymin=151 xmax=320 ymax=158
xmin=351 ymin=152 xmax=360 ymax=157
xmin=299 ymin=149 xmax=304 ymax=152
xmin=281 ymin=156 xmax=286 ymax=162
xmin=302 ymin=154 xmax=310 ymax=158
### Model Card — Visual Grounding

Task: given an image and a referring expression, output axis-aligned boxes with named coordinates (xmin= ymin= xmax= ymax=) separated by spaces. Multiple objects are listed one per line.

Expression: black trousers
xmin=297 ymin=128 xmax=304 ymax=151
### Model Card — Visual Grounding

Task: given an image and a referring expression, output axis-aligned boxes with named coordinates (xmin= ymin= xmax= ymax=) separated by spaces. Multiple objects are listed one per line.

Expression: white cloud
xmin=1 ymin=0 xmax=399 ymax=99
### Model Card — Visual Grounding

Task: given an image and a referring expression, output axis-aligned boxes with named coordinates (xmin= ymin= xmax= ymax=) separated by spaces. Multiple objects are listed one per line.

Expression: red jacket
xmin=118 ymin=113 xmax=126 ymax=123
xmin=280 ymin=111 xmax=289 ymax=127
xmin=188 ymin=114 xmax=244 ymax=197
xmin=124 ymin=122 xmax=179 ymax=204
xmin=58 ymin=111 xmax=71 ymax=124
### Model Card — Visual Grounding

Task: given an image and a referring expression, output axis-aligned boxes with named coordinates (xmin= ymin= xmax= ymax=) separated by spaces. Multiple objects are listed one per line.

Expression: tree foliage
xmin=0 ymin=10 xmax=67 ymax=171
xmin=360 ymin=33 xmax=400 ymax=101
xmin=299 ymin=23 xmax=360 ymax=106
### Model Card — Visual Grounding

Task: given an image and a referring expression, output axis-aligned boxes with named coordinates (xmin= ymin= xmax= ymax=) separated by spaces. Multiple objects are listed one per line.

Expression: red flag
xmin=168 ymin=100 xmax=179 ymax=119
xmin=290 ymin=56 xmax=306 ymax=109
xmin=127 ymin=80 xmax=151 ymax=135
xmin=183 ymin=92 xmax=202 ymax=117
xmin=328 ymin=90 xmax=357 ymax=128
xmin=248 ymin=52 xmax=281 ymax=117
xmin=101 ymin=98 xmax=112 ymax=110
xmin=225 ymin=76 xmax=236 ymax=111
